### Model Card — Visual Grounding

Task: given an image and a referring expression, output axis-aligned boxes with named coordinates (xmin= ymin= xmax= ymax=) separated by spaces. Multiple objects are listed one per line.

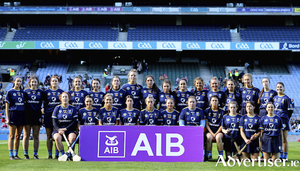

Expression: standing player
xmin=23 ymin=76 xmax=43 ymax=159
xmin=179 ymin=96 xmax=205 ymax=127
xmin=258 ymin=77 xmax=277 ymax=117
xmin=5 ymin=77 xmax=25 ymax=160
xmin=68 ymin=76 xmax=89 ymax=112
xmin=161 ymin=98 xmax=180 ymax=126
xmin=204 ymin=95 xmax=225 ymax=161
xmin=89 ymin=78 xmax=105 ymax=110
xmin=106 ymin=76 xmax=126 ymax=110
xmin=222 ymin=101 xmax=242 ymax=160
xmin=158 ymin=79 xmax=176 ymax=112
xmin=273 ymin=82 xmax=293 ymax=160
xmin=224 ymin=79 xmax=241 ymax=113
xmin=120 ymin=95 xmax=140 ymax=125
xmin=43 ymin=76 xmax=64 ymax=159
xmin=139 ymin=96 xmax=162 ymax=125
xmin=239 ymin=73 xmax=260 ymax=115
xmin=260 ymin=102 xmax=284 ymax=161
xmin=176 ymin=78 xmax=193 ymax=112
xmin=193 ymin=77 xmax=209 ymax=110
xmin=52 ymin=92 xmax=78 ymax=158
xmin=141 ymin=75 xmax=160 ymax=109
xmin=239 ymin=101 xmax=261 ymax=160
xmin=78 ymin=95 xmax=99 ymax=129
xmin=98 ymin=94 xmax=121 ymax=125
xmin=121 ymin=69 xmax=143 ymax=110
xmin=207 ymin=77 xmax=225 ymax=108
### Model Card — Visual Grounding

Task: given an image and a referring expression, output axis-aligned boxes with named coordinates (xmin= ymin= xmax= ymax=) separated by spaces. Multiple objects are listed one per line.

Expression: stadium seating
xmin=128 ymin=25 xmax=231 ymax=41
xmin=13 ymin=24 xmax=118 ymax=41
xmin=0 ymin=28 xmax=6 ymax=41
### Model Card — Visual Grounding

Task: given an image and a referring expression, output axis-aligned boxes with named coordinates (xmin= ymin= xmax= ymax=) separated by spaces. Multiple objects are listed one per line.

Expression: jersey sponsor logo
xmin=31 ymin=95 xmax=36 ymax=100
xmin=18 ymin=97 xmax=22 ymax=102
xmin=166 ymin=120 xmax=172 ymax=125
xmin=52 ymin=97 xmax=56 ymax=102
xmin=88 ymin=117 xmax=93 ymax=123
xmin=248 ymin=123 xmax=253 ymax=129
xmin=75 ymin=97 xmax=80 ymax=102
xmin=128 ymin=117 xmax=132 ymax=123
xmin=62 ymin=114 xmax=67 ymax=119
xmin=212 ymin=118 xmax=217 ymax=123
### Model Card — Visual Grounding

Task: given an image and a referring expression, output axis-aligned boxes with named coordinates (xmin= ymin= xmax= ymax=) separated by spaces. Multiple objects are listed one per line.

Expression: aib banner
xmin=79 ymin=126 xmax=203 ymax=162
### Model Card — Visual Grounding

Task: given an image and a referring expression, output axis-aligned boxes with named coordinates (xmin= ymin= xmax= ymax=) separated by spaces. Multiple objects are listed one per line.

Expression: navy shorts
xmin=25 ymin=110 xmax=42 ymax=126
xmin=224 ymin=137 xmax=242 ymax=153
xmin=259 ymin=109 xmax=268 ymax=117
xmin=8 ymin=111 xmax=26 ymax=126
xmin=241 ymin=138 xmax=260 ymax=153
xmin=240 ymin=107 xmax=247 ymax=116
xmin=262 ymin=135 xmax=281 ymax=153
xmin=281 ymin=117 xmax=290 ymax=131
xmin=52 ymin=129 xmax=78 ymax=139
xmin=44 ymin=112 xmax=53 ymax=128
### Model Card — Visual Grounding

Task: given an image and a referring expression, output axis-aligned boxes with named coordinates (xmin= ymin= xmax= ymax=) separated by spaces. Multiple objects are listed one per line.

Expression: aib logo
xmin=40 ymin=42 xmax=54 ymax=48
xmin=211 ymin=43 xmax=225 ymax=49
xmin=98 ymin=131 xmax=126 ymax=158
xmin=113 ymin=43 xmax=127 ymax=48
xmin=162 ymin=43 xmax=176 ymax=48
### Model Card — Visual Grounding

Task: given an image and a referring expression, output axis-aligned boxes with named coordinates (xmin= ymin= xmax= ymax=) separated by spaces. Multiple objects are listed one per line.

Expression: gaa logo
xmin=211 ymin=43 xmax=225 ymax=49
xmin=89 ymin=42 xmax=104 ymax=49
xmin=235 ymin=43 xmax=249 ymax=49
xmin=260 ymin=43 xmax=274 ymax=49
xmin=113 ymin=43 xmax=127 ymax=48
xmin=40 ymin=42 xmax=55 ymax=48
xmin=98 ymin=131 xmax=126 ymax=158
xmin=186 ymin=43 xmax=201 ymax=49
xmin=162 ymin=43 xmax=176 ymax=48
xmin=64 ymin=42 xmax=78 ymax=48
xmin=137 ymin=42 xmax=152 ymax=49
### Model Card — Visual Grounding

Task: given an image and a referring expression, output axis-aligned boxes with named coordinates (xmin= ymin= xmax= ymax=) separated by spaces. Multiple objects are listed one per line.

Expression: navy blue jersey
xmin=207 ymin=90 xmax=226 ymax=108
xmin=239 ymin=115 xmax=261 ymax=138
xmin=106 ymin=88 xmax=126 ymax=110
xmin=24 ymin=88 xmax=44 ymax=111
xmin=52 ymin=105 xmax=78 ymax=130
xmin=194 ymin=90 xmax=209 ymax=110
xmin=121 ymin=83 xmax=143 ymax=109
xmin=239 ymin=87 xmax=260 ymax=108
xmin=259 ymin=89 xmax=277 ymax=109
xmin=179 ymin=107 xmax=205 ymax=126
xmin=176 ymin=90 xmax=193 ymax=112
xmin=139 ymin=109 xmax=162 ymax=126
xmin=273 ymin=94 xmax=293 ymax=120
xmin=224 ymin=92 xmax=241 ymax=112
xmin=158 ymin=92 xmax=176 ymax=111
xmin=259 ymin=115 xmax=283 ymax=137
xmin=98 ymin=107 xmax=120 ymax=125
xmin=5 ymin=89 xmax=25 ymax=111
xmin=89 ymin=91 xmax=105 ymax=110
xmin=43 ymin=88 xmax=64 ymax=114
xmin=204 ymin=108 xmax=225 ymax=132
xmin=78 ymin=107 xmax=99 ymax=125
xmin=141 ymin=87 xmax=161 ymax=108
xmin=68 ymin=90 xmax=89 ymax=111
xmin=222 ymin=114 xmax=242 ymax=139
xmin=161 ymin=110 xmax=180 ymax=126
xmin=120 ymin=108 xmax=140 ymax=125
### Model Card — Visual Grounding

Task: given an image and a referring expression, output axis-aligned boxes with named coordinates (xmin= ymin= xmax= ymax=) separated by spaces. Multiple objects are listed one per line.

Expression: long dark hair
xmin=91 ymin=78 xmax=101 ymax=91
xmin=110 ymin=76 xmax=121 ymax=91
xmin=225 ymin=78 xmax=238 ymax=104
xmin=258 ymin=77 xmax=270 ymax=104
xmin=145 ymin=75 xmax=159 ymax=92
xmin=162 ymin=79 xmax=172 ymax=94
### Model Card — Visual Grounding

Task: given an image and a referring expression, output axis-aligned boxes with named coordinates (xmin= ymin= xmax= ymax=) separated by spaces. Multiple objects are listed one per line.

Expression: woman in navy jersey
xmin=193 ymin=77 xmax=209 ymax=110
xmin=207 ymin=77 xmax=225 ymax=108
xmin=23 ymin=76 xmax=43 ymax=159
xmin=273 ymin=82 xmax=293 ymax=160
xmin=140 ymin=96 xmax=162 ymax=126
xmin=120 ymin=95 xmax=140 ymax=125
xmin=161 ymin=98 xmax=180 ymax=126
xmin=141 ymin=75 xmax=160 ymax=109
xmin=78 ymin=95 xmax=99 ymax=128
xmin=258 ymin=78 xmax=277 ymax=117
xmin=121 ymin=69 xmax=143 ymax=110
xmin=106 ymin=76 xmax=126 ymax=110
xmin=68 ymin=76 xmax=89 ymax=112
xmin=52 ymin=92 xmax=78 ymax=158
xmin=43 ymin=76 xmax=64 ymax=159
xmin=239 ymin=101 xmax=261 ymax=160
xmin=204 ymin=95 xmax=225 ymax=161
xmin=179 ymin=96 xmax=205 ymax=127
xmin=89 ymin=78 xmax=105 ymax=110
xmin=5 ymin=77 xmax=25 ymax=160
xmin=158 ymin=79 xmax=175 ymax=112
xmin=222 ymin=101 xmax=242 ymax=159
xmin=176 ymin=78 xmax=193 ymax=112
xmin=239 ymin=73 xmax=260 ymax=115
xmin=224 ymin=79 xmax=241 ymax=113
xmin=259 ymin=102 xmax=284 ymax=161
xmin=98 ymin=94 xmax=121 ymax=126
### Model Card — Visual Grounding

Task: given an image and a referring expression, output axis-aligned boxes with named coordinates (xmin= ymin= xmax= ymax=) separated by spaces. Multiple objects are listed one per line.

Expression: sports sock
xmin=261 ymin=152 xmax=264 ymax=158
xmin=280 ymin=151 xmax=284 ymax=158
xmin=218 ymin=150 xmax=224 ymax=156
xmin=9 ymin=150 xmax=13 ymax=157
xmin=34 ymin=150 xmax=38 ymax=156
xmin=59 ymin=150 xmax=65 ymax=155
xmin=283 ymin=152 xmax=288 ymax=159
xmin=205 ymin=151 xmax=209 ymax=157
xmin=14 ymin=149 xmax=18 ymax=156
xmin=48 ymin=150 xmax=52 ymax=156
xmin=55 ymin=150 xmax=59 ymax=157
xmin=209 ymin=151 xmax=212 ymax=157
xmin=24 ymin=149 xmax=28 ymax=155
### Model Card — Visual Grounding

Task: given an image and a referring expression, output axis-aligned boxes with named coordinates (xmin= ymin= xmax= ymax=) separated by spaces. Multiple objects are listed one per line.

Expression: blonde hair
xmin=128 ymin=69 xmax=138 ymax=83
xmin=26 ymin=76 xmax=40 ymax=89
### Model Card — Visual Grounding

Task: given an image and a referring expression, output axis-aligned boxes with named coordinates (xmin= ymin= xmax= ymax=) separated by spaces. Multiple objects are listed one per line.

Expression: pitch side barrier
xmin=79 ymin=126 xmax=203 ymax=162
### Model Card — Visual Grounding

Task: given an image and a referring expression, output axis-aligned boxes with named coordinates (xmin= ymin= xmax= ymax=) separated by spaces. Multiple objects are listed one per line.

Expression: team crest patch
xmin=83 ymin=113 xmax=87 ymax=116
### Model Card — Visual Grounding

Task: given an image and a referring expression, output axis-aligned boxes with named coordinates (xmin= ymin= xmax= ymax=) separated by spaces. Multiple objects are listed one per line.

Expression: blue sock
xmin=48 ymin=150 xmax=52 ymax=156
xmin=218 ymin=150 xmax=224 ymax=156
xmin=205 ymin=151 xmax=208 ymax=157
xmin=34 ymin=150 xmax=38 ymax=156
xmin=9 ymin=150 xmax=13 ymax=157
xmin=261 ymin=152 xmax=264 ymax=157
xmin=55 ymin=150 xmax=59 ymax=157
xmin=280 ymin=151 xmax=284 ymax=158
xmin=14 ymin=150 xmax=18 ymax=156
xmin=284 ymin=152 xmax=288 ymax=159
xmin=209 ymin=151 xmax=212 ymax=157
xmin=59 ymin=150 xmax=65 ymax=156
xmin=24 ymin=149 xmax=28 ymax=155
